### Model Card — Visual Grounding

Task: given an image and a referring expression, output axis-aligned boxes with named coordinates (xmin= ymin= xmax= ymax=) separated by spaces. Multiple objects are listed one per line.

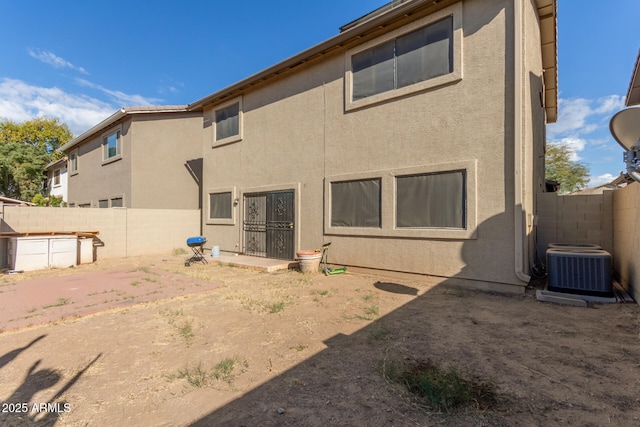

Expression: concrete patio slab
xmin=206 ymin=254 xmax=299 ymax=272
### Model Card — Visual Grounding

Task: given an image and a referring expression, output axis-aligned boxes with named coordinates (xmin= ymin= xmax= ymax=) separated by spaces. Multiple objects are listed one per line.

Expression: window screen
xmin=331 ymin=178 xmax=381 ymax=227
xmin=98 ymin=199 xmax=108 ymax=209
xmin=111 ymin=197 xmax=123 ymax=208
xmin=351 ymin=16 xmax=453 ymax=101
xmin=209 ymin=192 xmax=232 ymax=219
xmin=396 ymin=17 xmax=452 ymax=88
xmin=215 ymin=103 xmax=240 ymax=141
xmin=352 ymin=40 xmax=395 ymax=101
xmin=396 ymin=171 xmax=465 ymax=228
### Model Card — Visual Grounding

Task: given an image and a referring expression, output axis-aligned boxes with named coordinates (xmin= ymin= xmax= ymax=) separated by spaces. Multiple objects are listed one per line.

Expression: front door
xmin=243 ymin=190 xmax=294 ymax=260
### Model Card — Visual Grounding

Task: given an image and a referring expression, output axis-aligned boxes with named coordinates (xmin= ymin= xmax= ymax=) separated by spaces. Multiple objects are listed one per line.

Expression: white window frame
xmin=69 ymin=149 xmax=79 ymax=175
xmin=212 ymin=96 xmax=243 ymax=147
xmin=325 ymin=159 xmax=477 ymax=239
xmin=344 ymin=2 xmax=463 ymax=111
xmin=102 ymin=127 xmax=122 ymax=164
xmin=206 ymin=186 xmax=237 ymax=225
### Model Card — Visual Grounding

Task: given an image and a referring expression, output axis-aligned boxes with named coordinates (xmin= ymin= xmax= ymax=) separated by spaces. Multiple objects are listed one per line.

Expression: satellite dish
xmin=610 ymin=107 xmax=640 ymax=182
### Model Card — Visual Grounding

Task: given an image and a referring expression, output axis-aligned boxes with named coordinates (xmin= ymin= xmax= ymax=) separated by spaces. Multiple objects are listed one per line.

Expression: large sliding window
xmin=331 ymin=178 xmax=381 ymax=228
xmin=325 ymin=159 xmax=476 ymax=239
xmin=396 ymin=171 xmax=465 ymax=229
xmin=351 ymin=16 xmax=453 ymax=101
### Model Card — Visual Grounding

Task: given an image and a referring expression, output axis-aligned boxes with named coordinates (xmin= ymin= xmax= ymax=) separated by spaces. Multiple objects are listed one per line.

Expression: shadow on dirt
xmin=0 ymin=335 xmax=101 ymax=426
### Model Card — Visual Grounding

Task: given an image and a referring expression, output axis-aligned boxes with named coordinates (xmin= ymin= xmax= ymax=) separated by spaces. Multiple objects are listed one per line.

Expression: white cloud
xmin=588 ymin=173 xmax=617 ymax=187
xmin=547 ymin=95 xmax=625 ymax=139
xmin=28 ymin=49 xmax=89 ymax=75
xmin=76 ymin=78 xmax=161 ymax=106
xmin=0 ymin=78 xmax=114 ymax=135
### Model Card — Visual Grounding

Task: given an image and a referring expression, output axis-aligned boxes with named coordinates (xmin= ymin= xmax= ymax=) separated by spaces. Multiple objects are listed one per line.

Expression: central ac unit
xmin=546 ymin=249 xmax=613 ymax=297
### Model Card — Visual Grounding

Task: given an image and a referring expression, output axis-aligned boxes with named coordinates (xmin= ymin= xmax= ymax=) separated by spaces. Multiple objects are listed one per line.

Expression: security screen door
xmin=243 ymin=190 xmax=294 ymax=260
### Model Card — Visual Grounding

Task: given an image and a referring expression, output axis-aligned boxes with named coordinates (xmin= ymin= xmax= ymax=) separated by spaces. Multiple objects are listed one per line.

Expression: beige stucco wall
xmin=0 ymin=206 xmax=199 ymax=263
xmin=130 ymin=113 xmax=203 ymax=210
xmin=201 ymin=0 xmax=544 ymax=289
xmin=612 ymin=183 xmax=640 ymax=302
xmin=67 ymin=112 xmax=202 ymax=210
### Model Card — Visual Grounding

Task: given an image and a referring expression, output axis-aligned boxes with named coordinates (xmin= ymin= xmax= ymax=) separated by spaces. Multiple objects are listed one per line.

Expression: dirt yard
xmin=1 ymin=254 xmax=639 ymax=426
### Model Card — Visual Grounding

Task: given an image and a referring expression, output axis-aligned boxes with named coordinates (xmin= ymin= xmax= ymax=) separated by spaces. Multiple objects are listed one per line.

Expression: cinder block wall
xmin=612 ymin=183 xmax=640 ymax=301
xmin=536 ymin=192 xmax=613 ymax=264
xmin=1 ymin=206 xmax=200 ymax=266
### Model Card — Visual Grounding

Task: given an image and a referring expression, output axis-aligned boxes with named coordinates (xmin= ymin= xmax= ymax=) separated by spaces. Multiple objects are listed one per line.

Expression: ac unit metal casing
xmin=546 ymin=249 xmax=613 ymax=297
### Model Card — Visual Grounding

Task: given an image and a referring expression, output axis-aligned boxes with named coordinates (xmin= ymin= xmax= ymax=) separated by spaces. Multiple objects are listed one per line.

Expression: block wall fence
xmin=0 ymin=205 xmax=200 ymax=267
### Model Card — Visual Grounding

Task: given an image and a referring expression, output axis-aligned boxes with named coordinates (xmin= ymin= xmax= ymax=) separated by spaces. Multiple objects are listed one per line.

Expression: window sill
xmin=212 ymin=135 xmax=242 ymax=148
xmin=206 ymin=218 xmax=235 ymax=226
xmin=102 ymin=155 xmax=122 ymax=166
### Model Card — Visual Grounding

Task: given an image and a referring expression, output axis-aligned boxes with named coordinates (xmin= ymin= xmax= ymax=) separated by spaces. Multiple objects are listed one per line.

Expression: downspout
xmin=513 ymin=0 xmax=530 ymax=283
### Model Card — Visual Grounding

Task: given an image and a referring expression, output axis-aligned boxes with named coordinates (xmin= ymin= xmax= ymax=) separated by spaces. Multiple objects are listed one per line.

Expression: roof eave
xmin=187 ymin=0 xmax=456 ymax=111
xmin=625 ymin=50 xmax=640 ymax=106
xmin=60 ymin=106 xmax=189 ymax=152
xmin=537 ymin=0 xmax=558 ymax=123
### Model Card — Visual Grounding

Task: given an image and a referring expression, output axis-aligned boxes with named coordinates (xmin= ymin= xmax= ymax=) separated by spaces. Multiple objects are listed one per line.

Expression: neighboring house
xmin=60 ymin=106 xmax=203 ymax=209
xmin=186 ymin=0 xmax=558 ymax=292
xmin=45 ymin=156 xmax=68 ymax=203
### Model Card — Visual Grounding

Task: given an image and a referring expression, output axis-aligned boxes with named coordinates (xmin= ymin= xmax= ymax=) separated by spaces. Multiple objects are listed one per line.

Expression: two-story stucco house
xmin=187 ymin=0 xmax=557 ymax=293
xmin=60 ymin=106 xmax=203 ymax=209
xmin=45 ymin=156 xmax=68 ymax=203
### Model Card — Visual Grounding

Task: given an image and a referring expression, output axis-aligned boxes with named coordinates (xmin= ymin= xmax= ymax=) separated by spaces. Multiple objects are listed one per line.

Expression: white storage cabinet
xmin=8 ymin=236 xmax=78 ymax=271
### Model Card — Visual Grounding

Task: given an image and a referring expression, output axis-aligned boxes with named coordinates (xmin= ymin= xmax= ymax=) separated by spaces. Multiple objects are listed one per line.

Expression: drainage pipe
xmin=513 ymin=0 xmax=531 ymax=284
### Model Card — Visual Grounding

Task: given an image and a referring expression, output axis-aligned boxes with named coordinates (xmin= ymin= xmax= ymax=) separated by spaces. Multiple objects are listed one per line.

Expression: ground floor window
xmin=396 ymin=171 xmax=465 ymax=229
xmin=111 ymin=197 xmax=123 ymax=208
xmin=331 ymin=178 xmax=381 ymax=228
xmin=99 ymin=199 xmax=108 ymax=209
xmin=325 ymin=160 xmax=476 ymax=239
xmin=209 ymin=192 xmax=232 ymax=219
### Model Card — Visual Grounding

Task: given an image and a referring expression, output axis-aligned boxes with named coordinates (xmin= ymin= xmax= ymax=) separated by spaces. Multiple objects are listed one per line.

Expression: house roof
xmin=60 ymin=105 xmax=188 ymax=152
xmin=536 ymin=0 xmax=558 ymax=123
xmin=188 ymin=0 xmax=558 ymax=123
xmin=45 ymin=156 xmax=68 ymax=171
xmin=0 ymin=196 xmax=34 ymax=206
xmin=625 ymin=49 xmax=640 ymax=106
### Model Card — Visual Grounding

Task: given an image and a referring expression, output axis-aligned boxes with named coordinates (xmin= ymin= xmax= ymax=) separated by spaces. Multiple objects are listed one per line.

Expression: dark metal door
xmin=243 ymin=190 xmax=294 ymax=260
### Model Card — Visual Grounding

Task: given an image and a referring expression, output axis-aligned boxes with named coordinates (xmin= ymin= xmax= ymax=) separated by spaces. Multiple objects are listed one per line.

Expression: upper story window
xmin=69 ymin=150 xmax=78 ymax=174
xmin=345 ymin=3 xmax=462 ymax=111
xmin=213 ymin=97 xmax=243 ymax=146
xmin=102 ymin=129 xmax=121 ymax=162
xmin=53 ymin=169 xmax=61 ymax=186
xmin=352 ymin=17 xmax=452 ymax=101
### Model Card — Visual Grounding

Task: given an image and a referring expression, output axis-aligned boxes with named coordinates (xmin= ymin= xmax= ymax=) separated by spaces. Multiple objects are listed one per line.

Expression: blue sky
xmin=0 ymin=0 xmax=638 ymax=187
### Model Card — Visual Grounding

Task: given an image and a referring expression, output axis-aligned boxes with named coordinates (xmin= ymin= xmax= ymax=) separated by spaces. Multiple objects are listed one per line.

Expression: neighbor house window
xmin=79 ymin=203 xmax=91 ymax=208
xmin=209 ymin=192 xmax=232 ymax=220
xmin=331 ymin=178 xmax=381 ymax=227
xmin=69 ymin=150 xmax=78 ymax=173
xmin=53 ymin=169 xmax=61 ymax=186
xmin=111 ymin=197 xmax=123 ymax=207
xmin=103 ymin=129 xmax=121 ymax=161
xmin=98 ymin=199 xmax=108 ymax=209
xmin=396 ymin=170 xmax=465 ymax=229
xmin=213 ymin=97 xmax=242 ymax=145
xmin=352 ymin=16 xmax=452 ymax=101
